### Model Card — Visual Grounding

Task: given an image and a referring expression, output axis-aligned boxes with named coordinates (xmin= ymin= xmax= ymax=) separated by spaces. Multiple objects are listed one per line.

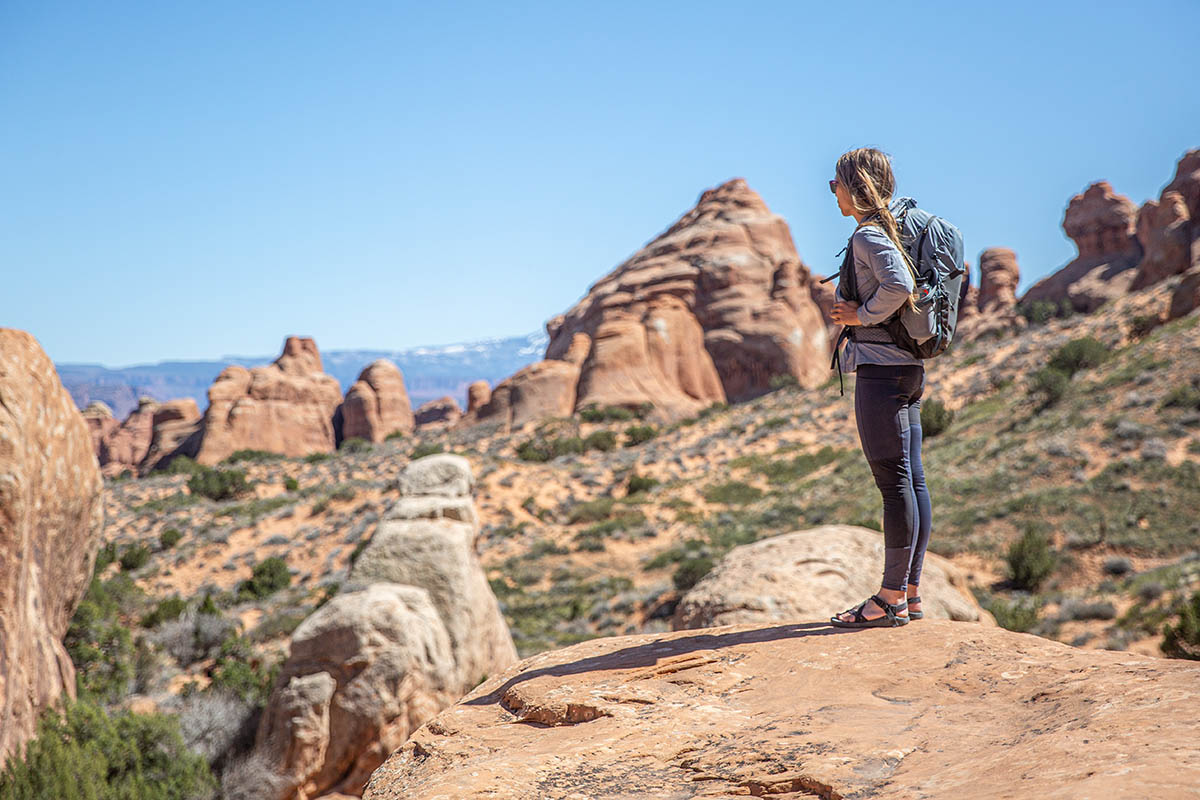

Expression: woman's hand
xmin=831 ymin=300 xmax=861 ymax=326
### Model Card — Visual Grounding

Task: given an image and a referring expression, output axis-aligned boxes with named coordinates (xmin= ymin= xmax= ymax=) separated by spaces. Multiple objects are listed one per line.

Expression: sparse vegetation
xmin=627 ymin=473 xmax=658 ymax=495
xmin=187 ymin=466 xmax=250 ymax=501
xmin=702 ymin=481 xmax=763 ymax=505
xmin=118 ymin=543 xmax=150 ymax=572
xmin=340 ymin=437 xmax=372 ymax=453
xmin=1047 ymin=336 xmax=1110 ymax=377
xmin=411 ymin=442 xmax=445 ymax=459
xmin=236 ymin=557 xmax=291 ymax=601
xmin=623 ymin=425 xmax=657 ymax=446
xmin=1028 ymin=366 xmax=1070 ymax=409
xmin=920 ymin=398 xmax=954 ymax=437
xmin=158 ymin=528 xmax=182 ymax=549
xmin=283 ymin=476 xmax=299 ymax=492
xmin=1005 ymin=527 xmax=1056 ymax=591
xmin=222 ymin=449 xmax=283 ymax=464
xmin=1161 ymin=590 xmax=1200 ymax=660
xmin=583 ymin=430 xmax=618 ymax=452
xmin=1017 ymin=297 xmax=1075 ymax=325
xmin=567 ymin=497 xmax=616 ymax=524
xmin=303 ymin=451 xmax=331 ymax=464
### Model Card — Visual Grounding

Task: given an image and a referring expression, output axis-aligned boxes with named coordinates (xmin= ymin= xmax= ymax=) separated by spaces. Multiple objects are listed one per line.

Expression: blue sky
xmin=2 ymin=1 xmax=1194 ymax=366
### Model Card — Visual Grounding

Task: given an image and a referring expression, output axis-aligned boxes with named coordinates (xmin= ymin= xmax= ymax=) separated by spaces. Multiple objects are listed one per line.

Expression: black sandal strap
xmin=871 ymin=594 xmax=907 ymax=620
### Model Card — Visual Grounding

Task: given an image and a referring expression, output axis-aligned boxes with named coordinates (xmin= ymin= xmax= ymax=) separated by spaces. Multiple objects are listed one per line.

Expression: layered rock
xmin=0 ymin=330 xmax=105 ymax=762
xmin=339 ymin=360 xmax=415 ymax=444
xmin=254 ymin=454 xmax=515 ymax=798
xmin=468 ymin=179 xmax=830 ymax=429
xmin=465 ymin=380 xmax=490 ymax=415
xmin=671 ymin=525 xmax=988 ymax=630
xmin=184 ymin=336 xmax=343 ymax=465
xmin=139 ymin=398 xmax=202 ymax=474
xmin=1021 ymin=181 xmax=1142 ymax=312
xmin=95 ymin=396 xmax=158 ymax=477
xmin=412 ymin=396 xmax=462 ymax=428
xmin=81 ymin=401 xmax=118 ymax=455
xmin=362 ymin=620 xmax=1200 ymax=800
xmin=1131 ymin=149 xmax=1200 ymax=290
xmin=956 ymin=250 xmax=1027 ymax=341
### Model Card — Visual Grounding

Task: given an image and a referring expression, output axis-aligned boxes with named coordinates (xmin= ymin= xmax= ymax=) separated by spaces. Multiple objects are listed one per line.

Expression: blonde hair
xmin=836 ymin=147 xmax=919 ymax=312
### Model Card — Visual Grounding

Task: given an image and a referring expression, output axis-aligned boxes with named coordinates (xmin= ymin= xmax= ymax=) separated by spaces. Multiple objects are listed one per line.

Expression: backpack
xmin=823 ymin=197 xmax=967 ymax=394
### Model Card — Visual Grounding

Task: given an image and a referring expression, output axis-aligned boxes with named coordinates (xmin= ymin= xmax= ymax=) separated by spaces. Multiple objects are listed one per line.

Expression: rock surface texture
xmin=362 ymin=621 xmax=1200 ymax=800
xmin=0 ymin=329 xmax=105 ymax=762
xmin=1021 ymin=181 xmax=1142 ymax=312
xmin=1132 ymin=149 xmax=1200 ymax=291
xmin=468 ymin=179 xmax=830 ymax=429
xmin=184 ymin=336 xmax=344 ymax=465
xmin=338 ymin=360 xmax=415 ymax=444
xmin=671 ymin=526 xmax=988 ymax=630
xmin=412 ymin=396 xmax=462 ymax=429
xmin=956 ymin=249 xmax=1027 ymax=341
xmin=254 ymin=454 xmax=516 ymax=799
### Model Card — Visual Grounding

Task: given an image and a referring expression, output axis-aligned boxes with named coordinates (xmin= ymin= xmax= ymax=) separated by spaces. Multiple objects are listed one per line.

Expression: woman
xmin=826 ymin=147 xmax=933 ymax=629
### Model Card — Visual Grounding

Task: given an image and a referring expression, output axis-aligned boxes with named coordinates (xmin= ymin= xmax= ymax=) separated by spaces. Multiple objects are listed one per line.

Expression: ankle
xmin=877 ymin=587 xmax=905 ymax=604
xmin=906 ymin=584 xmax=920 ymax=599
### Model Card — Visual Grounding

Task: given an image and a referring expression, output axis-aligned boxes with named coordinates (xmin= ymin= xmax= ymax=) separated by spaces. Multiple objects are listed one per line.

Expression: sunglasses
xmin=829 ymin=179 xmax=838 ymax=194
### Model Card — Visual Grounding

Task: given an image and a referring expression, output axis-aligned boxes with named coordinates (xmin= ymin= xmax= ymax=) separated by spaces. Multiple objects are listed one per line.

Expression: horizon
xmin=3 ymin=1 xmax=1195 ymax=366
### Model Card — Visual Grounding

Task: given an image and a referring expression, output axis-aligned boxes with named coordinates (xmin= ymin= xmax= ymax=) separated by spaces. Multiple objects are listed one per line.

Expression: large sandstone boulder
xmin=671 ymin=525 xmax=988 ymax=630
xmin=361 ymin=621 xmax=1200 ymax=800
xmin=139 ymin=398 xmax=202 ymax=474
xmin=469 ymin=179 xmax=830 ymax=428
xmin=184 ymin=336 xmax=343 ymax=465
xmin=0 ymin=330 xmax=105 ymax=762
xmin=81 ymin=401 xmax=118 ymax=455
xmin=1169 ymin=264 xmax=1200 ymax=320
xmin=1021 ymin=181 xmax=1142 ymax=312
xmin=96 ymin=396 xmax=158 ymax=477
xmin=256 ymin=584 xmax=460 ymax=800
xmin=1131 ymin=149 xmax=1200 ymax=290
xmin=956 ymin=250 xmax=1027 ymax=341
xmin=339 ymin=360 xmax=415 ymax=444
xmin=412 ymin=396 xmax=462 ymax=429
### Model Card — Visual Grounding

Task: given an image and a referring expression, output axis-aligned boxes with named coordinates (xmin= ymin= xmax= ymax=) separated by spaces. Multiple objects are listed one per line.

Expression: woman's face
xmin=833 ymin=176 xmax=855 ymax=217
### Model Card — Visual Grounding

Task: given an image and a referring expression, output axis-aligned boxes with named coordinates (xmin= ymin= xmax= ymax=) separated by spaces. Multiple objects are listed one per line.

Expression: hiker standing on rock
xmin=827 ymin=147 xmax=933 ymax=628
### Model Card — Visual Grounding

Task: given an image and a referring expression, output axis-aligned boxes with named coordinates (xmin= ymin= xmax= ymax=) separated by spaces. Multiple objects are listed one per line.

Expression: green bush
xmin=118 ymin=544 xmax=150 ymax=572
xmin=139 ymin=596 xmax=186 ymax=629
xmin=94 ymin=542 xmax=118 ymax=572
xmin=1017 ymin=297 xmax=1074 ymax=325
xmin=920 ymin=398 xmax=954 ymax=437
xmin=340 ymin=437 xmax=372 ymax=453
xmin=237 ymin=557 xmax=291 ymax=601
xmin=208 ymin=636 xmax=278 ymax=704
xmin=702 ymin=481 xmax=763 ymax=505
xmin=1160 ymin=382 xmax=1200 ymax=410
xmin=385 ymin=429 xmax=407 ymax=441
xmin=516 ymin=437 xmax=581 ymax=462
xmin=64 ymin=574 xmax=144 ymax=704
xmin=1005 ymin=527 xmax=1056 ymax=591
xmin=222 ymin=449 xmax=282 ymax=464
xmin=330 ymin=485 xmax=357 ymax=502
xmin=1161 ymin=590 xmax=1200 ymax=660
xmin=982 ymin=594 xmax=1042 ymax=632
xmin=163 ymin=455 xmax=203 ymax=476
xmin=769 ymin=373 xmax=800 ymax=390
xmin=0 ymin=699 xmax=216 ymax=800
xmin=303 ymin=451 xmax=331 ymax=464
xmin=1028 ymin=367 xmax=1070 ymax=409
xmin=579 ymin=404 xmax=635 ymax=422
xmin=158 ymin=528 xmax=182 ymax=549
xmin=411 ymin=442 xmax=445 ymax=459
xmin=624 ymin=425 xmax=657 ymax=446
xmin=583 ymin=430 xmax=618 ymax=452
xmin=672 ymin=556 xmax=714 ymax=592
xmin=699 ymin=402 xmax=729 ymax=419
xmin=283 ymin=476 xmax=300 ymax=492
xmin=627 ymin=473 xmax=658 ymax=495
xmin=186 ymin=467 xmax=250 ymax=501
xmin=567 ymin=497 xmax=615 ymax=524
xmin=1047 ymin=336 xmax=1110 ymax=377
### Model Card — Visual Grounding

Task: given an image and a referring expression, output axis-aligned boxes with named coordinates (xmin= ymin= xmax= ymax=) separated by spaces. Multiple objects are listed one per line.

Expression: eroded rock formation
xmin=339 ymin=360 xmax=415 ymax=443
xmin=413 ymin=396 xmax=462 ymax=428
xmin=671 ymin=525 xmax=988 ymax=630
xmin=361 ymin=621 xmax=1200 ymax=799
xmin=0 ymin=329 xmax=105 ymax=762
xmin=957 ymin=250 xmax=1027 ymax=341
xmin=1131 ymin=149 xmax=1200 ymax=291
xmin=468 ymin=179 xmax=830 ymax=429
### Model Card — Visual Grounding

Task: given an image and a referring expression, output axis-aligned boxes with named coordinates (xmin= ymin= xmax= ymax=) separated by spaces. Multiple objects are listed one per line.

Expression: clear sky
xmin=2 ymin=1 xmax=1194 ymax=367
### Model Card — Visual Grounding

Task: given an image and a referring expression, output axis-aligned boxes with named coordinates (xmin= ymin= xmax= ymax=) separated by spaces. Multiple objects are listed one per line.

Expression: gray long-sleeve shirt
xmin=834 ymin=224 xmax=923 ymax=372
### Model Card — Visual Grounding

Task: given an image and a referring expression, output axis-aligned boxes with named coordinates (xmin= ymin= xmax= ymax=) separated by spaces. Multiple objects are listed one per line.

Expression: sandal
xmin=830 ymin=594 xmax=909 ymax=628
xmin=907 ymin=595 xmax=923 ymax=620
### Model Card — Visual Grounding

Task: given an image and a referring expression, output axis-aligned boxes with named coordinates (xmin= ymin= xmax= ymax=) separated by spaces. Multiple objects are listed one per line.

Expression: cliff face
xmin=0 ymin=329 xmax=105 ymax=762
xmin=363 ymin=620 xmax=1200 ymax=800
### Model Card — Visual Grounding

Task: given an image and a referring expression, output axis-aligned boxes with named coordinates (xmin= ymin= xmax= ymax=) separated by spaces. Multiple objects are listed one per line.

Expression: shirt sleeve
xmin=853 ymin=226 xmax=915 ymax=326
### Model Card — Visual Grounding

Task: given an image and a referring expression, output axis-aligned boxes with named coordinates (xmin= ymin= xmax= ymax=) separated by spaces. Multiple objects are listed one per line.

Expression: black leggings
xmin=853 ymin=363 xmax=933 ymax=591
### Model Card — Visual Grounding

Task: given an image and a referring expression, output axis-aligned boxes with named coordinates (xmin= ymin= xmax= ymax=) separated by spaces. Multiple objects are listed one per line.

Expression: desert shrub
xmin=339 ymin=437 xmax=372 ymax=453
xmin=410 ymin=442 xmax=445 ymax=459
xmin=119 ymin=543 xmax=151 ymax=572
xmin=385 ymin=429 xmax=407 ymax=441
xmin=769 ymin=373 xmax=800 ymax=390
xmin=627 ymin=473 xmax=658 ymax=495
xmin=583 ymin=430 xmax=618 ymax=452
xmin=223 ymin=449 xmax=282 ymax=464
xmin=1005 ymin=527 xmax=1056 ymax=591
xmin=1160 ymin=382 xmax=1200 ymax=410
xmin=920 ymin=398 xmax=954 ymax=438
xmin=164 ymin=455 xmax=204 ymax=475
xmin=579 ymin=403 xmax=634 ymax=422
xmin=1047 ymin=336 xmax=1109 ymax=377
xmin=516 ymin=436 xmax=584 ymax=462
xmin=187 ymin=467 xmax=250 ymax=501
xmin=208 ymin=637 xmax=278 ymax=705
xmin=237 ymin=557 xmax=291 ymax=601
xmin=1017 ymin=297 xmax=1074 ymax=325
xmin=140 ymin=596 xmax=186 ymax=629
xmin=330 ymin=485 xmax=357 ymax=502
xmin=93 ymin=541 xmax=119 ymax=572
xmin=699 ymin=402 xmax=729 ymax=419
xmin=624 ymin=425 xmax=657 ymax=446
xmin=283 ymin=476 xmax=299 ymax=492
xmin=1161 ymin=590 xmax=1200 ymax=660
xmin=1028 ymin=367 xmax=1070 ymax=409
xmin=175 ymin=690 xmax=255 ymax=767
xmin=64 ymin=573 xmax=145 ymax=704
xmin=0 ymin=699 xmax=216 ymax=800
xmin=567 ymin=497 xmax=615 ymax=524
xmin=150 ymin=610 xmax=236 ymax=666
xmin=310 ymin=498 xmax=329 ymax=515
xmin=1128 ymin=313 xmax=1162 ymax=339
xmin=672 ymin=556 xmax=714 ymax=592
xmin=158 ymin=528 xmax=182 ymax=549
xmin=303 ymin=452 xmax=330 ymax=464
xmin=702 ymin=481 xmax=763 ymax=505
xmin=981 ymin=593 xmax=1042 ymax=632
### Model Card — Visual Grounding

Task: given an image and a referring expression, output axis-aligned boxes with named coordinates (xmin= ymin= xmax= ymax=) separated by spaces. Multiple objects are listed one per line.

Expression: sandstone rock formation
xmin=81 ymin=401 xmax=117 ymax=455
xmin=95 ymin=396 xmax=158 ymax=477
xmin=182 ymin=337 xmax=343 ymax=465
xmin=412 ymin=396 xmax=461 ymax=428
xmin=465 ymin=380 xmax=490 ymax=415
xmin=1021 ymin=181 xmax=1142 ymax=312
xmin=139 ymin=398 xmax=202 ymax=474
xmin=362 ymin=621 xmax=1200 ymax=800
xmin=0 ymin=329 xmax=105 ymax=762
xmin=1131 ymin=149 xmax=1200 ymax=290
xmin=468 ymin=179 xmax=830 ymax=429
xmin=1169 ymin=264 xmax=1200 ymax=320
xmin=338 ymin=360 xmax=415 ymax=444
xmin=254 ymin=454 xmax=515 ymax=798
xmin=671 ymin=525 xmax=988 ymax=630
xmin=956 ymin=250 xmax=1027 ymax=341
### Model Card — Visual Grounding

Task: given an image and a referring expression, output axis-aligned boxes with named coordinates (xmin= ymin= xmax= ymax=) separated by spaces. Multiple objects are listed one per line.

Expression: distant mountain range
xmin=56 ymin=330 xmax=549 ymax=419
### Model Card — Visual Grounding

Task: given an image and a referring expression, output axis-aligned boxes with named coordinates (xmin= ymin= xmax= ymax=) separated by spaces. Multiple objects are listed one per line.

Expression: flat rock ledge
xmin=363 ymin=620 xmax=1200 ymax=800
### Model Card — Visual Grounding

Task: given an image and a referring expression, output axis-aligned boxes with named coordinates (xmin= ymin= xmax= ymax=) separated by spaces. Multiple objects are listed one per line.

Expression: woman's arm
xmin=854 ymin=227 xmax=915 ymax=326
